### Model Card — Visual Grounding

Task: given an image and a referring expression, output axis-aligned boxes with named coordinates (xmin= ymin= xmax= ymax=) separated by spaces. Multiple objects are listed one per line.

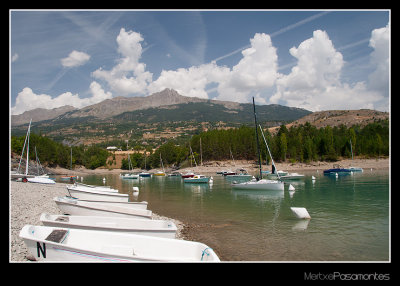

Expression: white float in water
xmin=288 ymin=184 xmax=295 ymax=191
xmin=290 ymin=207 xmax=311 ymax=219
xmin=311 ymin=176 xmax=316 ymax=180
xmin=132 ymin=187 xmax=139 ymax=192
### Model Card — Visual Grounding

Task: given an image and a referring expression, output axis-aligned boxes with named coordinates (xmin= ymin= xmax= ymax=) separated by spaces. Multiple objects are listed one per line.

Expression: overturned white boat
xmin=66 ymin=197 xmax=148 ymax=210
xmin=66 ymin=186 xmax=129 ymax=202
xmin=20 ymin=225 xmax=220 ymax=262
xmin=73 ymin=182 xmax=119 ymax=192
xmin=40 ymin=213 xmax=176 ymax=238
xmin=54 ymin=197 xmax=152 ymax=220
xmin=27 ymin=176 xmax=56 ymax=184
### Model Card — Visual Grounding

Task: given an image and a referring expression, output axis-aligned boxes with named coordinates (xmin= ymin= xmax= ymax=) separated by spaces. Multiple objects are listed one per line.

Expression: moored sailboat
xmin=231 ymin=98 xmax=284 ymax=191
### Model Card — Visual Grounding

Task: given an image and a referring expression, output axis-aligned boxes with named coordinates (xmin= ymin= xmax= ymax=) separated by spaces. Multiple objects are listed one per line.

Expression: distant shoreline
xmin=46 ymin=157 xmax=389 ymax=176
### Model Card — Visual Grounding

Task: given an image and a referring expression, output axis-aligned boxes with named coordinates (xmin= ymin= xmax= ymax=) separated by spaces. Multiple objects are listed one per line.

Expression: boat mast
xmin=350 ymin=139 xmax=354 ymax=161
xmin=17 ymin=119 xmax=32 ymax=174
xmin=25 ymin=120 xmax=32 ymax=175
xmin=252 ymin=97 xmax=262 ymax=179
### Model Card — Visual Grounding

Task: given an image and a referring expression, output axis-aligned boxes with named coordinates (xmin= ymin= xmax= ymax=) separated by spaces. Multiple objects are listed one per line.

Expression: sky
xmin=10 ymin=9 xmax=390 ymax=115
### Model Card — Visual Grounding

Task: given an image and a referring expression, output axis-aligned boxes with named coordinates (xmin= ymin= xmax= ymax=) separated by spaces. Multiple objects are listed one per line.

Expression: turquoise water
xmin=59 ymin=169 xmax=389 ymax=261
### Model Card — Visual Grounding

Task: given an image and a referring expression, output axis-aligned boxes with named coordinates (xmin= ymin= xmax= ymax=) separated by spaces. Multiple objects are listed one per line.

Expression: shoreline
xmin=47 ymin=157 xmax=389 ymax=176
xmin=9 ymin=181 xmax=186 ymax=262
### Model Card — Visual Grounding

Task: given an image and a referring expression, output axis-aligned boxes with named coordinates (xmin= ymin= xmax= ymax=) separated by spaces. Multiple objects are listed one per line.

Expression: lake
xmin=59 ymin=169 xmax=390 ymax=262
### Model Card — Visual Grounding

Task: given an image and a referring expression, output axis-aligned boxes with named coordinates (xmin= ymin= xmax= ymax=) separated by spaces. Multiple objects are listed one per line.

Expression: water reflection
xmin=231 ymin=189 xmax=284 ymax=202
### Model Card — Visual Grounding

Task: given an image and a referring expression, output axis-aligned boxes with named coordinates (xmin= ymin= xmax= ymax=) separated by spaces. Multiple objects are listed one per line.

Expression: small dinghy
xmin=20 ymin=225 xmax=220 ymax=262
xmin=66 ymin=186 xmax=129 ymax=202
xmin=54 ymin=197 xmax=152 ymax=219
xmin=40 ymin=213 xmax=177 ymax=238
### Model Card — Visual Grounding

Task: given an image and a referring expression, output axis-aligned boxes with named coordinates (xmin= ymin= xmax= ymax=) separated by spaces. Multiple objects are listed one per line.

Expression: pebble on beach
xmin=10 ymin=181 xmax=185 ymax=262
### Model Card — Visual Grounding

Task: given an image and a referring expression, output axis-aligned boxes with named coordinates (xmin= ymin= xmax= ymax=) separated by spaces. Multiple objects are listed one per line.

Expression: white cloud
xmin=216 ymin=33 xmax=279 ymax=103
xmin=92 ymin=28 xmax=152 ymax=95
xmin=61 ymin=50 xmax=90 ymax=67
xmin=148 ymin=62 xmax=229 ymax=99
xmin=272 ymin=29 xmax=386 ymax=111
xmin=148 ymin=33 xmax=279 ymax=104
xmin=367 ymin=24 xmax=389 ymax=105
xmin=11 ymin=81 xmax=112 ymax=115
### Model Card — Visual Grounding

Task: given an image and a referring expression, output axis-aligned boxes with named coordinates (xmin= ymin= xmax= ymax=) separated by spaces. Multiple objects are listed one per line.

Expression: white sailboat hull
xmin=54 ymin=197 xmax=152 ymax=219
xmin=20 ymin=225 xmax=220 ymax=262
xmin=27 ymin=176 xmax=56 ymax=184
xmin=67 ymin=198 xmax=148 ymax=210
xmin=67 ymin=187 xmax=129 ymax=202
xmin=231 ymin=179 xmax=284 ymax=191
xmin=71 ymin=184 xmax=119 ymax=193
xmin=40 ymin=213 xmax=176 ymax=238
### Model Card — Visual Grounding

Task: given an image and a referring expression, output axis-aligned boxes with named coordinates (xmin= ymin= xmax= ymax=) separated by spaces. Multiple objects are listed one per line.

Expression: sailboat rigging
xmin=231 ymin=98 xmax=284 ymax=191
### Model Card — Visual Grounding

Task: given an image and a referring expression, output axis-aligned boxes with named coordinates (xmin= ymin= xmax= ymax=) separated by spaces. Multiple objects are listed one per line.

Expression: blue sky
xmin=10 ymin=10 xmax=390 ymax=115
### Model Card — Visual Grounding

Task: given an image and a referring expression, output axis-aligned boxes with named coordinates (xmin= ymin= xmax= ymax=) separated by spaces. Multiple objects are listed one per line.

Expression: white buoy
xmin=132 ymin=186 xmax=139 ymax=192
xmin=291 ymin=207 xmax=311 ymax=219
xmin=288 ymin=184 xmax=295 ymax=191
xmin=102 ymin=177 xmax=106 ymax=181
xmin=311 ymin=175 xmax=316 ymax=180
xmin=335 ymin=172 xmax=338 ymax=178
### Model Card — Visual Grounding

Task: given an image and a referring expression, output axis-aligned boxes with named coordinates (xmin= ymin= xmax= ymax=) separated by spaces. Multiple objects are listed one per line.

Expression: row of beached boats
xmin=19 ymin=182 xmax=220 ymax=262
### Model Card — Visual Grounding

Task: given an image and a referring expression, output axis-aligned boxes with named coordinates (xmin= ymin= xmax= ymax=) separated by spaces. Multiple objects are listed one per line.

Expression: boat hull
xmin=27 ymin=176 xmax=56 ymax=184
xmin=120 ymin=174 xmax=139 ymax=179
xmin=184 ymin=178 xmax=210 ymax=183
xmin=54 ymin=197 xmax=152 ymax=219
xmin=40 ymin=213 xmax=176 ymax=239
xmin=231 ymin=179 xmax=284 ymax=191
xmin=67 ymin=198 xmax=148 ymax=210
xmin=67 ymin=187 xmax=129 ymax=202
xmin=323 ymin=168 xmax=352 ymax=175
xmin=20 ymin=225 xmax=220 ymax=262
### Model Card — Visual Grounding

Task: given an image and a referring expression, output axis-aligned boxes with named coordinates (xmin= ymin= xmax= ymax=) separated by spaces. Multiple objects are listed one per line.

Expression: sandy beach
xmin=10 ymin=157 xmax=389 ymax=262
xmin=9 ymin=181 xmax=185 ymax=262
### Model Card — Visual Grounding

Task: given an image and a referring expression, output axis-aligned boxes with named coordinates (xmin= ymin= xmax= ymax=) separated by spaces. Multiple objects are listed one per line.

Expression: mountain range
xmin=11 ymin=88 xmax=310 ymax=126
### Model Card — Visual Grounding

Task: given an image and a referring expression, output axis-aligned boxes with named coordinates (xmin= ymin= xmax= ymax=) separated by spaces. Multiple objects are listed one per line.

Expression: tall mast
xmin=252 ymin=97 xmax=262 ymax=179
xmin=17 ymin=119 xmax=32 ymax=174
xmin=25 ymin=119 xmax=32 ymax=175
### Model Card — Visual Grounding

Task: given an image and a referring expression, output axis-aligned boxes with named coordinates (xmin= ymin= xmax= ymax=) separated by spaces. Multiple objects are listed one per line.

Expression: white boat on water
xmin=20 ymin=225 xmax=220 ymax=262
xmin=54 ymin=197 xmax=152 ymax=219
xmin=279 ymin=172 xmax=305 ymax=180
xmin=231 ymin=178 xmax=284 ymax=191
xmin=40 ymin=213 xmax=176 ymax=238
xmin=66 ymin=186 xmax=129 ymax=202
xmin=231 ymin=98 xmax=284 ymax=192
xmin=120 ymin=173 xmax=139 ymax=179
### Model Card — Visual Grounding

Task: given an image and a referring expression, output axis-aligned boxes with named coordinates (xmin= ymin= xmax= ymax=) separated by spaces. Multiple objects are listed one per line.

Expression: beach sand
xmin=9 ymin=181 xmax=185 ymax=262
